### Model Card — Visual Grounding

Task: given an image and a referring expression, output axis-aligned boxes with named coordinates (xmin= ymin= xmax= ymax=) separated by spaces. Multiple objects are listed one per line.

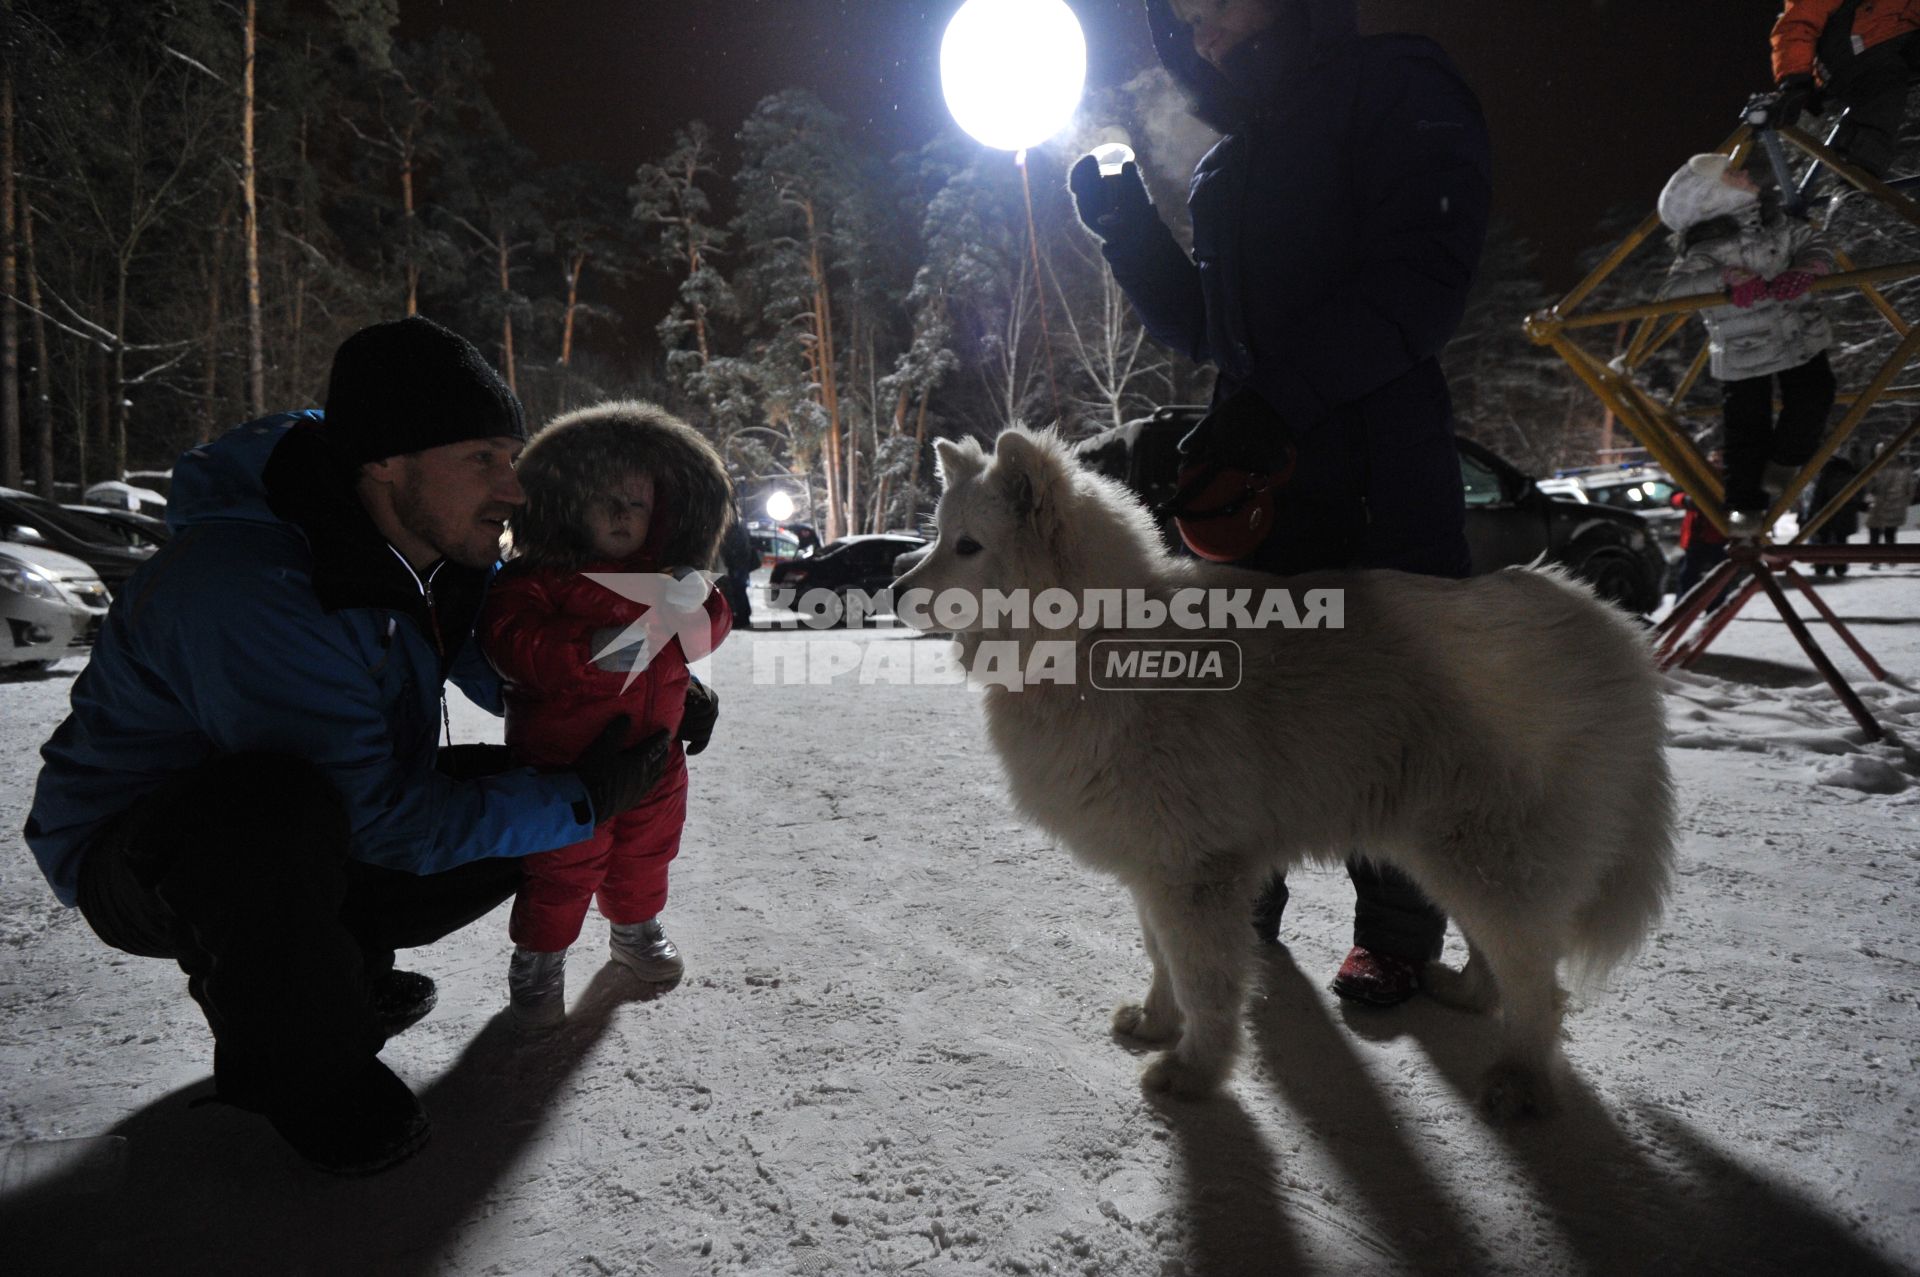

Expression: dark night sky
xmin=399 ymin=0 xmax=1770 ymax=291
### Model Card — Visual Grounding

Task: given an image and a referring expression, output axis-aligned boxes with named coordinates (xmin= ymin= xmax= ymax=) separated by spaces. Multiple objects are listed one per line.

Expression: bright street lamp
xmin=939 ymin=0 xmax=1087 ymax=154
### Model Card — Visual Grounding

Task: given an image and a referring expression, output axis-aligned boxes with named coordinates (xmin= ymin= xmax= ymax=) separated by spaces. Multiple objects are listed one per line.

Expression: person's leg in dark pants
xmin=1827 ymin=40 xmax=1916 ymax=179
xmin=1721 ymin=374 xmax=1776 ymax=513
xmin=1770 ymin=353 xmax=1837 ymax=472
xmin=1334 ymin=858 xmax=1447 ymax=1005
xmin=74 ymin=752 xmax=520 ymax=1170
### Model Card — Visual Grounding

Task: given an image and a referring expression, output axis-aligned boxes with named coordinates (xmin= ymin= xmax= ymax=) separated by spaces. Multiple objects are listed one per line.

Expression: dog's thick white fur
xmin=896 ymin=428 xmax=1674 ymax=1120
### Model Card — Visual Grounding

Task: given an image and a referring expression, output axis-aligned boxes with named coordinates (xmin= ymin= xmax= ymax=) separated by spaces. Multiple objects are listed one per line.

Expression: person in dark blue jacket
xmin=1071 ymin=0 xmax=1491 ymax=1006
xmin=24 ymin=317 xmax=679 ymax=1174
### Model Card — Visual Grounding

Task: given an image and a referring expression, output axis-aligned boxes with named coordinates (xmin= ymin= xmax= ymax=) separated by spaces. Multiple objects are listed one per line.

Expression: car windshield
xmin=3 ymin=493 xmax=121 ymax=546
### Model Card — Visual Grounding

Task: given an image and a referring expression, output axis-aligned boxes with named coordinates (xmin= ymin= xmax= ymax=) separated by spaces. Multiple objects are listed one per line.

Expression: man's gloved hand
xmin=1175 ymin=387 xmax=1296 ymax=475
xmin=1773 ymin=73 xmax=1821 ymax=129
xmin=1769 ymin=269 xmax=1820 ymax=301
xmin=678 ymin=679 xmax=719 ymax=756
xmin=1068 ymin=155 xmax=1155 ymax=242
xmin=573 ymin=716 xmax=672 ymax=823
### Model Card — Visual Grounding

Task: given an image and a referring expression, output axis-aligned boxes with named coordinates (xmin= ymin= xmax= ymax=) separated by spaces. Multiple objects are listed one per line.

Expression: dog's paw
xmin=1112 ymin=1002 xmax=1181 ymax=1045
xmin=1140 ymin=1051 xmax=1225 ymax=1098
xmin=1422 ymin=960 xmax=1497 ymax=1014
xmin=1479 ymin=1060 xmax=1557 ymax=1123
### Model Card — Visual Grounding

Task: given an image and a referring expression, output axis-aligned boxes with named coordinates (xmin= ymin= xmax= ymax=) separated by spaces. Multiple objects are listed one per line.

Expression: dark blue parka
xmin=25 ymin=414 xmax=595 ymax=907
xmin=1104 ymin=0 xmax=1491 ymax=576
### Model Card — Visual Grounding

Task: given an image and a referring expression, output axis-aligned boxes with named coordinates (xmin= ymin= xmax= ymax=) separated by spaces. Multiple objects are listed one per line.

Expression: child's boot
xmin=508 ymin=946 xmax=567 ymax=1030
xmin=610 ymin=918 xmax=684 ymax=984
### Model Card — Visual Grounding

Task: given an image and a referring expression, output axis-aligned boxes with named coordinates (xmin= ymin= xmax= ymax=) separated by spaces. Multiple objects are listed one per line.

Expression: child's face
xmin=585 ymin=472 xmax=656 ymax=560
xmin=1721 ymin=167 xmax=1759 ymax=196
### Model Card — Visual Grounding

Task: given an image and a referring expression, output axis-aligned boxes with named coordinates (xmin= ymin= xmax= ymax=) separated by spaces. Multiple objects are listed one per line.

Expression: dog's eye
xmin=954 ymin=536 xmax=983 ymax=557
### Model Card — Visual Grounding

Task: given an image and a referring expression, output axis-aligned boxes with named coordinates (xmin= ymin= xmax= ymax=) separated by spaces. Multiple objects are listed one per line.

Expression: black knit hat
xmin=321 ymin=316 xmax=527 ymax=464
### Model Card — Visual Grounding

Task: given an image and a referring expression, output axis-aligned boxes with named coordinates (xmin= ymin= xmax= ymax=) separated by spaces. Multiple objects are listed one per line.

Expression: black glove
xmin=572 ymin=716 xmax=672 ymax=823
xmin=1068 ymin=154 xmax=1155 ymax=242
xmin=1772 ymin=73 xmax=1821 ymax=129
xmin=678 ymin=678 xmax=719 ymax=756
xmin=1175 ymin=387 xmax=1297 ymax=475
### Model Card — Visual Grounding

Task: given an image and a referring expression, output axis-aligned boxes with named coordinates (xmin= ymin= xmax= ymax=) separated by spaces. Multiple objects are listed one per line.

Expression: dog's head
xmin=896 ymin=426 xmax=1166 ymax=633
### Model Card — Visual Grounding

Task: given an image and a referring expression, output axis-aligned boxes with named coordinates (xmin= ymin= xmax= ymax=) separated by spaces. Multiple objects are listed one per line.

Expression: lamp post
xmin=940 ymin=0 xmax=1087 ymax=427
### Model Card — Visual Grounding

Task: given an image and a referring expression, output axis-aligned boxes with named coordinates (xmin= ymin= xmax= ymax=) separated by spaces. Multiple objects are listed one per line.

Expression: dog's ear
xmin=992 ymin=429 xmax=1069 ymax=531
xmin=934 ymin=438 xmax=985 ymax=489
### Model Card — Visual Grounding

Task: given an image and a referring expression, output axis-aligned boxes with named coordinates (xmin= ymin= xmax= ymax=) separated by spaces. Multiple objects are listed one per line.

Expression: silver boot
xmin=507 ymin=946 xmax=567 ymax=1030
xmin=610 ymin=918 xmax=684 ymax=984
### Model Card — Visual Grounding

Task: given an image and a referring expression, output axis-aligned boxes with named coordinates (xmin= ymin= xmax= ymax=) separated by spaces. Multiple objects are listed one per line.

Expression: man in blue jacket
xmin=1071 ymin=0 xmax=1491 ymax=1005
xmin=25 ymin=317 xmax=676 ymax=1174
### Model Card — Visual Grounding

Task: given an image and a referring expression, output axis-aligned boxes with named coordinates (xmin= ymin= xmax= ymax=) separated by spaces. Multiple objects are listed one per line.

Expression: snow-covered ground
xmin=2 ymin=564 xmax=1917 ymax=1276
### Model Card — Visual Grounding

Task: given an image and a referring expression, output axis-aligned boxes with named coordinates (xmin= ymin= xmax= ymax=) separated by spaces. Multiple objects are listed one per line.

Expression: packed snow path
xmin=3 ymin=573 xmax=1917 ymax=1276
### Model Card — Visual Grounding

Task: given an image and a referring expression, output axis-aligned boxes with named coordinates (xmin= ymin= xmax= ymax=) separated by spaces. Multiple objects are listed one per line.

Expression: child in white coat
xmin=1658 ymin=153 xmax=1837 ymax=530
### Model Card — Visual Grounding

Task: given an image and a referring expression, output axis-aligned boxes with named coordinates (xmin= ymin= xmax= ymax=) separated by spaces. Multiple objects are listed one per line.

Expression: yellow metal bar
xmin=1780 ymin=125 xmax=1920 ymax=229
xmin=1671 ymin=343 xmax=1711 ymax=406
xmin=1556 ymin=261 xmax=1920 ymax=330
xmin=1833 ymin=249 xmax=1910 ymax=338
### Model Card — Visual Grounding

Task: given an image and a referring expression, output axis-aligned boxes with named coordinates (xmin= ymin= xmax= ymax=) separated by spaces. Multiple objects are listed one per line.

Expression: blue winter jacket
xmin=1108 ymin=0 xmax=1491 ymax=576
xmin=25 ymin=412 xmax=594 ymax=907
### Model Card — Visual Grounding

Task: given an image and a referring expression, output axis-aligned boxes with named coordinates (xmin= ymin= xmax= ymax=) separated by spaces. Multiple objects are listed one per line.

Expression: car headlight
xmin=0 ymin=559 xmax=64 ymax=602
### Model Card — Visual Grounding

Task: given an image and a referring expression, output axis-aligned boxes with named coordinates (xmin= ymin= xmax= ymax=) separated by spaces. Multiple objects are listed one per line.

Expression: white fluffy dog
xmin=895 ymin=428 xmax=1674 ymax=1120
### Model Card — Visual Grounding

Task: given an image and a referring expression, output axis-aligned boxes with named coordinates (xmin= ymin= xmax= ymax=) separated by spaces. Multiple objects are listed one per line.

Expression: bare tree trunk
xmin=202 ymin=208 xmax=230 ymax=443
xmin=290 ymin=76 xmax=311 ymax=401
xmin=1 ymin=69 xmax=20 ymax=487
xmin=559 ymin=250 xmax=584 ymax=367
xmin=112 ymin=269 xmax=129 ymax=478
xmin=241 ymin=0 xmax=265 ymax=414
xmin=401 ymin=126 xmax=418 ymax=316
xmin=906 ymin=391 xmax=930 ymax=505
xmin=803 ymin=202 xmax=844 ymax=539
xmin=21 ymin=198 xmax=53 ymax=496
xmin=496 ymin=223 xmax=516 ymax=393
xmin=89 ymin=293 xmax=110 ymax=486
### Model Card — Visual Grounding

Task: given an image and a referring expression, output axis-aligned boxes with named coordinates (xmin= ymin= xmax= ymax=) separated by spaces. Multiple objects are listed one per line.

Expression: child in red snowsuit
xmin=480 ymin=401 xmax=733 ymax=1028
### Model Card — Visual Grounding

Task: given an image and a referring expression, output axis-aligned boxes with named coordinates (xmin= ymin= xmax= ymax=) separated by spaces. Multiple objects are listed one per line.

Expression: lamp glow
xmin=940 ymin=0 xmax=1087 ymax=152
xmin=1091 ymin=142 xmax=1135 ymax=177
xmin=765 ymin=491 xmax=796 ymax=522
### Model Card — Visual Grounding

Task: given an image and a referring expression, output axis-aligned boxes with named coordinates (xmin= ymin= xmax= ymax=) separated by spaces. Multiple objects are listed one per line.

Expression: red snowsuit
xmin=480 ymin=559 xmax=731 ymax=951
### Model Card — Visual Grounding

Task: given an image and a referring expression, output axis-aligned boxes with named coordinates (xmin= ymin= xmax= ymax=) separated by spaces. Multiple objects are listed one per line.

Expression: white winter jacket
xmin=1658 ymin=200 xmax=1836 ymax=382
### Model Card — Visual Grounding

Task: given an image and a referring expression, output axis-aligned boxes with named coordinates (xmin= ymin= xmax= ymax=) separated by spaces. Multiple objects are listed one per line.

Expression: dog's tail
xmin=1567 ymin=757 xmax=1676 ymax=991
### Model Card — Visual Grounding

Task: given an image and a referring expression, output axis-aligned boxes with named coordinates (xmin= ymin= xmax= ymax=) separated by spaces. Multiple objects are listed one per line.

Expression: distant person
xmin=479 ymin=402 xmax=732 ymax=1029
xmin=717 ymin=509 xmax=759 ymax=629
xmin=23 ymin=317 xmax=677 ymax=1174
xmin=1069 ymin=0 xmax=1491 ymax=1006
xmin=791 ymin=524 xmax=821 ymax=556
xmin=1772 ymin=0 xmax=1920 ymax=179
xmin=1657 ymin=153 xmax=1837 ymax=535
xmin=1672 ymin=451 xmax=1732 ymax=605
xmin=1865 ymin=438 xmax=1915 ymax=559
xmin=1808 ymin=445 xmax=1869 ymax=575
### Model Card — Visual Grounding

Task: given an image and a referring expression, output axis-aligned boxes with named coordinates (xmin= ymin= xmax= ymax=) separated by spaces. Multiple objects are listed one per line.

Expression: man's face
xmin=386 ymin=436 xmax=526 ymax=569
xmin=1169 ymin=0 xmax=1278 ymax=68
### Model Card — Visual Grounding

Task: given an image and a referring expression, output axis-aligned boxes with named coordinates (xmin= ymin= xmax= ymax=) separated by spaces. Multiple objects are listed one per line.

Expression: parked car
xmin=0 ymin=487 xmax=154 ymax=591
xmin=1073 ymin=409 xmax=1668 ymax=615
xmin=61 ymin=504 xmax=169 ymax=556
xmin=82 ymin=479 xmax=168 ymax=516
xmin=770 ymin=532 xmax=927 ymax=623
xmin=748 ymin=522 xmax=804 ymax=569
xmin=1556 ymin=464 xmax=1684 ymax=556
xmin=0 ymin=542 xmax=111 ymax=671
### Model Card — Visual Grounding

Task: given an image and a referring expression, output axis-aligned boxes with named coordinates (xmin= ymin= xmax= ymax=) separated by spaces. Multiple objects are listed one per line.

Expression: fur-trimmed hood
xmin=508 ymin=400 xmax=732 ymax=571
